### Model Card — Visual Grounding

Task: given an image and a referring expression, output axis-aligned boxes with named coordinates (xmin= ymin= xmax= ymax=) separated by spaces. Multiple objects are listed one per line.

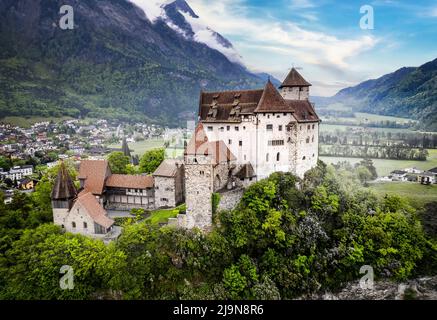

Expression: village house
xmin=418 ymin=167 xmax=437 ymax=185
xmin=0 ymin=165 xmax=33 ymax=181
xmin=153 ymin=159 xmax=185 ymax=208
xmin=51 ymin=162 xmax=118 ymax=241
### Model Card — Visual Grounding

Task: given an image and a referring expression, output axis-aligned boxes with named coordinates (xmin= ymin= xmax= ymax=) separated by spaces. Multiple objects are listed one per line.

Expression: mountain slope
xmin=0 ymin=0 xmax=266 ymax=126
xmin=322 ymin=58 xmax=437 ymax=130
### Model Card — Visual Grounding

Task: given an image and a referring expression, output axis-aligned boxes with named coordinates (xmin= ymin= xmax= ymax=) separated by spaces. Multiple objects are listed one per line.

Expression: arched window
xmin=276 ymin=152 xmax=280 ymax=162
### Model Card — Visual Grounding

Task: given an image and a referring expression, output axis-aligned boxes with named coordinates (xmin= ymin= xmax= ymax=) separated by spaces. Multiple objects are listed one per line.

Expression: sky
xmin=181 ymin=0 xmax=437 ymax=96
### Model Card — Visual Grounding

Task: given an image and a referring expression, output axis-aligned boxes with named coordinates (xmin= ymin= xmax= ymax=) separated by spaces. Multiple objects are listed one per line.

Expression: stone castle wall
xmin=217 ymin=188 xmax=245 ymax=212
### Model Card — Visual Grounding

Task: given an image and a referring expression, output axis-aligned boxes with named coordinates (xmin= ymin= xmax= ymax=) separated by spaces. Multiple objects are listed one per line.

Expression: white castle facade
xmin=173 ymin=68 xmax=320 ymax=230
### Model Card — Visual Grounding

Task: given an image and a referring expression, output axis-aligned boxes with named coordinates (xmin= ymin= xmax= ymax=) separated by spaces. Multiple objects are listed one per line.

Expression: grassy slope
xmin=146 ymin=205 xmax=185 ymax=225
xmin=321 ymin=149 xmax=437 ymax=177
xmin=368 ymin=182 xmax=437 ymax=209
xmin=1 ymin=116 xmax=73 ymax=128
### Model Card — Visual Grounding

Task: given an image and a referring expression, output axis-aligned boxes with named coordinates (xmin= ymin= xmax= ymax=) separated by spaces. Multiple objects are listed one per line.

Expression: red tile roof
xmin=199 ymin=89 xmax=264 ymax=122
xmin=284 ymin=100 xmax=320 ymax=122
xmin=253 ymin=80 xmax=289 ymax=113
xmin=153 ymin=160 xmax=183 ymax=177
xmin=106 ymin=174 xmax=154 ymax=189
xmin=74 ymin=191 xmax=114 ymax=229
xmin=279 ymin=68 xmax=312 ymax=88
xmin=198 ymin=80 xmax=319 ymax=122
xmin=78 ymin=160 xmax=111 ymax=195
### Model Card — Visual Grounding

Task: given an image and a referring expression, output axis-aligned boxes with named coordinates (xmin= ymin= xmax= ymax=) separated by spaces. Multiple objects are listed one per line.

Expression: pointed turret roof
xmin=121 ymin=137 xmax=131 ymax=158
xmin=279 ymin=68 xmax=312 ymax=88
xmin=51 ymin=161 xmax=77 ymax=200
xmin=254 ymin=80 xmax=289 ymax=113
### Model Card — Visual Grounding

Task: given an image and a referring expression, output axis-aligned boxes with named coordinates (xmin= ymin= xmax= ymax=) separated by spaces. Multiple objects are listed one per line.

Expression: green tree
xmin=107 ymin=152 xmax=130 ymax=174
xmin=0 ymin=156 xmax=11 ymax=171
xmin=139 ymin=148 xmax=165 ymax=174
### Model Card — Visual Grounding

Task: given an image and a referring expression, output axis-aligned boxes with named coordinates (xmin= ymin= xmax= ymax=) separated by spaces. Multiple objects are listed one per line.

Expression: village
xmin=0 ymin=119 xmax=190 ymax=204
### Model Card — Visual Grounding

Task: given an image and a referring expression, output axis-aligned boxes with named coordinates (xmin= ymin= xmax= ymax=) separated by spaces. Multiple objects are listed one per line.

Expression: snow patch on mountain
xmin=128 ymin=0 xmax=170 ymax=22
xmin=179 ymin=10 xmax=244 ymax=65
xmin=129 ymin=0 xmax=243 ymax=65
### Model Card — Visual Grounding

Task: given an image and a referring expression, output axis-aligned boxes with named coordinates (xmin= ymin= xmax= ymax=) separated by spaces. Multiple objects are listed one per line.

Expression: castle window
xmin=61 ymin=224 xmax=65 ymax=229
xmin=306 ymin=137 xmax=310 ymax=143
xmin=277 ymin=153 xmax=280 ymax=162
xmin=207 ymin=126 xmax=213 ymax=131
xmin=308 ymin=125 xmax=311 ymax=130
xmin=83 ymin=222 xmax=87 ymax=229
xmin=200 ymin=171 xmax=205 ymax=175
xmin=268 ymin=115 xmax=270 ymax=119
xmin=266 ymin=124 xmax=273 ymax=131
xmin=229 ymin=139 xmax=232 ymax=144
xmin=266 ymin=153 xmax=269 ymax=162
xmin=300 ymin=126 xmax=302 ymax=130
xmin=278 ymin=125 xmax=283 ymax=131
xmin=72 ymin=222 xmax=76 ymax=228
xmin=302 ymin=156 xmax=306 ymax=160
xmin=161 ymin=198 xmax=168 ymax=202
xmin=227 ymin=126 xmax=230 ymax=131
xmin=239 ymin=141 xmax=243 ymax=147
xmin=312 ymin=124 xmax=315 ymax=129
xmin=268 ymin=140 xmax=284 ymax=146
xmin=243 ymin=126 xmax=246 ymax=130
xmin=235 ymin=126 xmax=239 ymax=131
xmin=283 ymin=113 xmax=287 ymax=116
xmin=277 ymin=115 xmax=280 ymax=118
xmin=313 ymin=154 xmax=315 ymax=157
xmin=219 ymin=127 xmax=224 ymax=132
xmin=312 ymin=136 xmax=314 ymax=142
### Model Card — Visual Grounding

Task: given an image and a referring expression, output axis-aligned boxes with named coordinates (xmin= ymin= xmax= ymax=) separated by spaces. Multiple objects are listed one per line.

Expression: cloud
xmin=189 ymin=0 xmax=378 ymax=73
xmin=289 ymin=0 xmax=316 ymax=9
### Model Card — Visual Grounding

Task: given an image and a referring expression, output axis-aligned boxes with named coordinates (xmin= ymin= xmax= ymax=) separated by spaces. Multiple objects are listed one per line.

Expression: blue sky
xmin=187 ymin=0 xmax=437 ymax=96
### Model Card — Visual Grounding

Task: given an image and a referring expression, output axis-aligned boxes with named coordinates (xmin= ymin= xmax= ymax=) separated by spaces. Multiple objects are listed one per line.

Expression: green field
xmin=0 ymin=116 xmax=73 ymax=128
xmin=354 ymin=112 xmax=417 ymax=124
xmin=108 ymin=139 xmax=165 ymax=156
xmin=320 ymin=123 xmax=412 ymax=134
xmin=368 ymin=182 xmax=437 ymax=208
xmin=321 ymin=149 xmax=437 ymax=177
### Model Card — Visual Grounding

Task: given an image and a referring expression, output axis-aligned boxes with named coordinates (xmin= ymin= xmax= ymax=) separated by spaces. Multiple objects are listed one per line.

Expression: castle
xmin=51 ymin=68 xmax=320 ymax=237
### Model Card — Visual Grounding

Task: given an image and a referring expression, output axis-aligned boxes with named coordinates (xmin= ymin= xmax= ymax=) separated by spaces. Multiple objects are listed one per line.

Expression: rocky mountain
xmin=0 ymin=0 xmax=273 ymax=126
xmin=318 ymin=58 xmax=437 ymax=131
